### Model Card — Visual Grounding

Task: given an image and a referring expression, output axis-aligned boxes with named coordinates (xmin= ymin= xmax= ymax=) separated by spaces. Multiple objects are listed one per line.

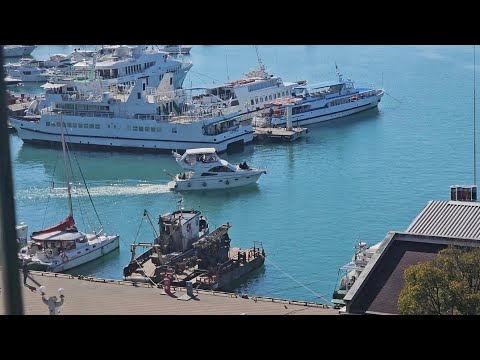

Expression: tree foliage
xmin=398 ymin=246 xmax=480 ymax=315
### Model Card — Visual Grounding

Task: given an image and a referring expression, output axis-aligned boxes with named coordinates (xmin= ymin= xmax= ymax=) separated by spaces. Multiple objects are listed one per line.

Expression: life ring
xmin=61 ymin=253 xmax=69 ymax=263
xmin=187 ymin=223 xmax=192 ymax=232
xmin=225 ymin=180 xmax=230 ymax=185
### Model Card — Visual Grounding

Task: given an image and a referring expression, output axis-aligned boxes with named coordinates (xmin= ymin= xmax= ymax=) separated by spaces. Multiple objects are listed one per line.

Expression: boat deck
xmin=0 ymin=268 xmax=337 ymax=315
xmin=8 ymin=102 xmax=31 ymax=116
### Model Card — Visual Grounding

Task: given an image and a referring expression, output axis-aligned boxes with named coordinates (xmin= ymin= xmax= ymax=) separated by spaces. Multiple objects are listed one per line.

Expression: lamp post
xmin=39 ymin=286 xmax=65 ymax=315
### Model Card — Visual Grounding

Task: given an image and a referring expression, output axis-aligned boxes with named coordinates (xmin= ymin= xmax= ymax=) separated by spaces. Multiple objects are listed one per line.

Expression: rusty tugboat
xmin=123 ymin=200 xmax=265 ymax=291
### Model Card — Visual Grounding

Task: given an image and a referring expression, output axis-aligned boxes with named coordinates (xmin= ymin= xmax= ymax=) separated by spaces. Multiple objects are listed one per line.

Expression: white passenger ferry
xmin=253 ymin=70 xmax=384 ymax=128
xmin=10 ymin=73 xmax=253 ymax=153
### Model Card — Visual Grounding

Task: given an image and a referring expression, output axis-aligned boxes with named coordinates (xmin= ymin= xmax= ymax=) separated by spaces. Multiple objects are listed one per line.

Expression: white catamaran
xmin=18 ymin=117 xmax=119 ymax=272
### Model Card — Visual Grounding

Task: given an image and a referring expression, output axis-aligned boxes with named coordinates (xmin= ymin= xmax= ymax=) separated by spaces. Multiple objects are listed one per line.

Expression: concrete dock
xmin=8 ymin=102 xmax=30 ymax=116
xmin=253 ymin=127 xmax=308 ymax=142
xmin=0 ymin=269 xmax=337 ymax=315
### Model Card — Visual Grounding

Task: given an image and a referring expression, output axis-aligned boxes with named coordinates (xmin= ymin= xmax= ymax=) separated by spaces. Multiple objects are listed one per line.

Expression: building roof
xmin=406 ymin=200 xmax=480 ymax=240
xmin=345 ymin=232 xmax=446 ymax=315
xmin=345 ymin=199 xmax=480 ymax=315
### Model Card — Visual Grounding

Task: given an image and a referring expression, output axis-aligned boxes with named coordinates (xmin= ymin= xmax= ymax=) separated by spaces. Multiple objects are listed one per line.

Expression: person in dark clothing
xmin=22 ymin=260 xmax=29 ymax=285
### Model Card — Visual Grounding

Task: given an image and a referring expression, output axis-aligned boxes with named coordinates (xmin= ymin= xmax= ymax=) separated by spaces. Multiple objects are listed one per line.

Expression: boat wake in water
xmin=15 ymin=181 xmax=170 ymax=200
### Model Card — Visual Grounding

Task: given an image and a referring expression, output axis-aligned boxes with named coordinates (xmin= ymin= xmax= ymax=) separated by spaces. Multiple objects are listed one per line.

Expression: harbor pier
xmin=0 ymin=269 xmax=337 ymax=315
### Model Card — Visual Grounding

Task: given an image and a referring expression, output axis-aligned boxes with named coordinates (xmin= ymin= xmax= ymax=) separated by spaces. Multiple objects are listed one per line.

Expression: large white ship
xmin=10 ymin=74 xmax=253 ymax=153
xmin=195 ymin=59 xmax=306 ymax=119
xmin=253 ymin=70 xmax=384 ymax=128
xmin=69 ymin=45 xmax=192 ymax=89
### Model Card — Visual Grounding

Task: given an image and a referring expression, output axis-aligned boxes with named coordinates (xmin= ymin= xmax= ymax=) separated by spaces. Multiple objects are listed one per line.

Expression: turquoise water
xmin=8 ymin=45 xmax=477 ymax=303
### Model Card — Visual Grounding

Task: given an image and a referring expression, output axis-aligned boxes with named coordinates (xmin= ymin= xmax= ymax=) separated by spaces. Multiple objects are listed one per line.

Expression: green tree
xmin=398 ymin=246 xmax=480 ymax=315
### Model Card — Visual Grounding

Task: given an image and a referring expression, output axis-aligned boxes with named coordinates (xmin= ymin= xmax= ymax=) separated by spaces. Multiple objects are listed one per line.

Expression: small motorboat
xmin=168 ymin=148 xmax=266 ymax=191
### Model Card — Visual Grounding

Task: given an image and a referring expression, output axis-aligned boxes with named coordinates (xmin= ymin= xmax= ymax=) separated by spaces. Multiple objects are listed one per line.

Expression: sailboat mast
xmin=254 ymin=45 xmax=265 ymax=71
xmin=60 ymin=114 xmax=73 ymax=217
xmin=474 ymin=45 xmax=477 ymax=186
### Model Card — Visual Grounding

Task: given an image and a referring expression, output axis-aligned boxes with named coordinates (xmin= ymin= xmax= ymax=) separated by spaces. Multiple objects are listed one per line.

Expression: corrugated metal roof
xmin=406 ymin=200 xmax=480 ymax=239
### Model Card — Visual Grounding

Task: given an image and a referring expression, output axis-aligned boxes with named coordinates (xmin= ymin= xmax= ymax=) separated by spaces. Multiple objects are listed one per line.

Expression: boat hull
xmin=4 ymin=45 xmax=36 ymax=57
xmin=257 ymin=96 xmax=382 ymax=128
xmin=213 ymin=255 xmax=265 ymax=290
xmin=25 ymin=236 xmax=120 ymax=273
xmin=10 ymin=116 xmax=254 ymax=154
xmin=168 ymin=171 xmax=264 ymax=191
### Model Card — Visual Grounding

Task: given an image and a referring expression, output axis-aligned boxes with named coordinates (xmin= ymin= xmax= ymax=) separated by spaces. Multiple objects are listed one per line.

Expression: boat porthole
xmin=187 ymin=183 xmax=191 ymax=187
xmin=203 ymin=182 xmax=207 ymax=187
xmin=225 ymin=180 xmax=230 ymax=185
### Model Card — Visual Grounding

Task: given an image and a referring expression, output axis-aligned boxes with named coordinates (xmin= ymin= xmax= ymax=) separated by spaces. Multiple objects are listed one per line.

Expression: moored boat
xmin=331 ymin=240 xmax=383 ymax=308
xmin=123 ymin=202 xmax=265 ymax=291
xmin=253 ymin=68 xmax=384 ymax=128
xmin=9 ymin=73 xmax=254 ymax=153
xmin=18 ymin=116 xmax=119 ymax=272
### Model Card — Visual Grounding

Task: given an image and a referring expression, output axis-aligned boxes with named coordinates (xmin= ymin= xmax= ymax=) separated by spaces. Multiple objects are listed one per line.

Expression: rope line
xmin=266 ymin=257 xmax=333 ymax=306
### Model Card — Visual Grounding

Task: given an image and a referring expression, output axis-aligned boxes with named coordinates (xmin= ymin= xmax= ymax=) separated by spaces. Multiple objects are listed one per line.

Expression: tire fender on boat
xmin=225 ymin=180 xmax=230 ymax=185
xmin=202 ymin=182 xmax=207 ymax=187
xmin=61 ymin=253 xmax=69 ymax=263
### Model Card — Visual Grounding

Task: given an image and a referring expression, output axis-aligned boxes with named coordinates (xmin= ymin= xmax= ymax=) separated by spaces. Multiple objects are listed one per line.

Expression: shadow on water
xmin=15 ymin=142 xmax=177 ymax=183
xmin=178 ymin=183 xmax=261 ymax=202
xmin=307 ymin=106 xmax=381 ymax=132
xmin=64 ymin=247 xmax=121 ymax=277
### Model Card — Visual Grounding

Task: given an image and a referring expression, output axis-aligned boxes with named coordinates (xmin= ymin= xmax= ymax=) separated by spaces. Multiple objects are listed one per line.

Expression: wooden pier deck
xmin=253 ymin=127 xmax=308 ymax=142
xmin=0 ymin=269 xmax=337 ymax=315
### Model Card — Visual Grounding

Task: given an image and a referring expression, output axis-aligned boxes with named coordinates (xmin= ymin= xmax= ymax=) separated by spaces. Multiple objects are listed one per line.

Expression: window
xmin=150 ymin=127 xmax=156 ymax=132
xmin=89 ymin=124 xmax=94 ymax=129
xmin=133 ymin=126 xmax=138 ymax=131
xmin=269 ymin=95 xmax=272 ymax=100
xmin=208 ymin=166 xmax=235 ymax=172
xmin=172 ymin=128 xmax=177 ymax=133
xmin=139 ymin=126 xmax=144 ymax=131
xmin=255 ymin=98 xmax=258 ymax=104
xmin=250 ymin=99 xmax=254 ymax=105
xmin=201 ymin=173 xmax=217 ymax=176
xmin=145 ymin=126 xmax=150 ymax=132
xmin=46 ymin=122 xmax=50 ymax=126
xmin=67 ymin=122 xmax=72 ymax=127
xmin=273 ymin=94 xmax=276 ymax=99
xmin=95 ymin=124 xmax=100 ymax=129
xmin=73 ymin=123 xmax=77 ymax=128
xmin=137 ymin=92 xmax=141 ymax=99
xmin=84 ymin=124 xmax=88 ymax=128
xmin=78 ymin=123 xmax=83 ymax=128
xmin=282 ymin=92 xmax=285 ymax=96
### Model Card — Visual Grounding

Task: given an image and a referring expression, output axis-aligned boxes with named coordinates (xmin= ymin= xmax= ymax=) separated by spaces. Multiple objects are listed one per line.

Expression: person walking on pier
xmin=22 ymin=259 xmax=29 ymax=286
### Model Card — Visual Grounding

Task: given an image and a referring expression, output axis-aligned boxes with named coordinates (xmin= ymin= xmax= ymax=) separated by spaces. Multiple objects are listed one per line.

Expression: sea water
xmin=8 ymin=45 xmax=476 ymax=303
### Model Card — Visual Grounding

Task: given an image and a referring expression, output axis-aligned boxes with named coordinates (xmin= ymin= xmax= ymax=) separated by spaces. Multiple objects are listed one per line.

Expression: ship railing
xmin=60 ymin=93 xmax=103 ymax=102
xmin=42 ymin=109 xmax=115 ymax=118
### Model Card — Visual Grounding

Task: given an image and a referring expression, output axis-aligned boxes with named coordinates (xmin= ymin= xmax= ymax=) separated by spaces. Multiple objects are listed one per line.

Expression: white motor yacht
xmin=168 ymin=148 xmax=266 ymax=191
